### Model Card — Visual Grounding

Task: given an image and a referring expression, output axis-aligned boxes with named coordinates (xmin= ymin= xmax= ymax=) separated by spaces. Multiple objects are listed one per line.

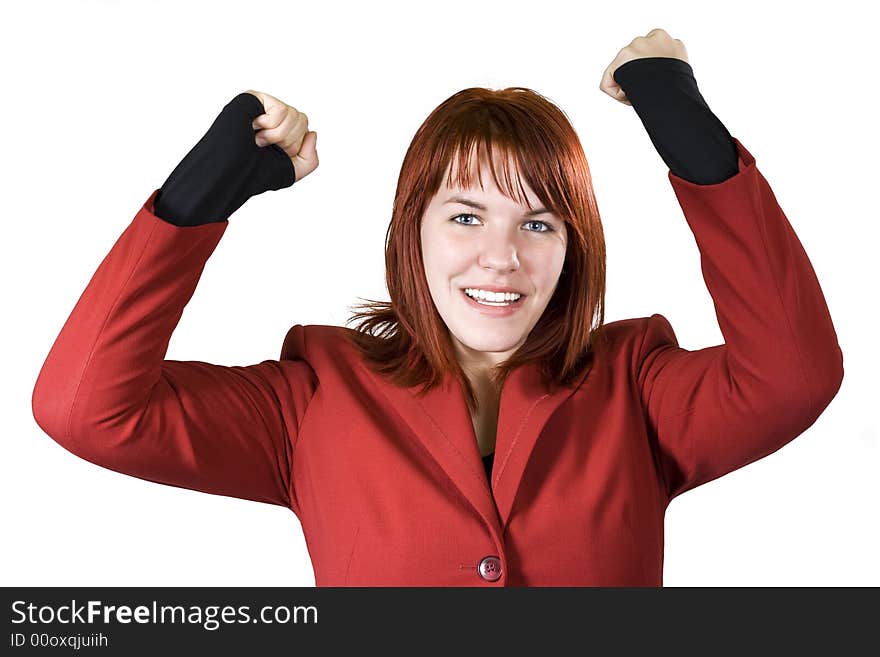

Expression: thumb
xmin=292 ymin=131 xmax=319 ymax=180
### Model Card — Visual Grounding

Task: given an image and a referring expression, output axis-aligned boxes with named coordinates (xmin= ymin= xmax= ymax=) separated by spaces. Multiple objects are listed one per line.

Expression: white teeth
xmin=464 ymin=288 xmax=522 ymax=302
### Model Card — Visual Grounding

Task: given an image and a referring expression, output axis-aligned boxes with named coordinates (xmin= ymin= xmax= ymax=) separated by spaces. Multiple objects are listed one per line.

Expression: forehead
xmin=441 ymin=144 xmax=539 ymax=207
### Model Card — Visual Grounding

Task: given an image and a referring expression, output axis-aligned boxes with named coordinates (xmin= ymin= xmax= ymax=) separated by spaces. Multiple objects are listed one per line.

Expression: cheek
xmin=524 ymin=244 xmax=566 ymax=285
xmin=423 ymin=234 xmax=471 ymax=274
xmin=421 ymin=241 xmax=463 ymax=301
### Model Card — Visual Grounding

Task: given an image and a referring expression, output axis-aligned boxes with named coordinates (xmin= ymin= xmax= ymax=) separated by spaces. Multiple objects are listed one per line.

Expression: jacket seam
xmin=249 ymin=362 xmax=298 ymax=509
xmin=746 ymin=170 xmax=816 ymax=416
xmin=286 ymin=325 xmax=320 ymax=514
xmin=493 ymin=393 xmax=550 ymax=487
xmin=415 ymin=396 xmax=487 ymax=487
xmin=65 ymin=219 xmax=159 ymax=442
xmin=343 ymin=524 xmax=361 ymax=586
xmin=636 ymin=315 xmax=675 ymax=502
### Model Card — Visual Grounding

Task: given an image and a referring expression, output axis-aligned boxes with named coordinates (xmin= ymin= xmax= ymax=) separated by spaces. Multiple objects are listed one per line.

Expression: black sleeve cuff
xmin=154 ymin=92 xmax=296 ymax=227
xmin=613 ymin=57 xmax=738 ymax=185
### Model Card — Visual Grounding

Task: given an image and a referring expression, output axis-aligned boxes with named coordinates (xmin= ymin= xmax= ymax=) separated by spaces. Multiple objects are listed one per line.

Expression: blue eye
xmin=451 ymin=213 xmax=554 ymax=232
xmin=452 ymin=213 xmax=481 ymax=226
xmin=524 ymin=219 xmax=554 ymax=233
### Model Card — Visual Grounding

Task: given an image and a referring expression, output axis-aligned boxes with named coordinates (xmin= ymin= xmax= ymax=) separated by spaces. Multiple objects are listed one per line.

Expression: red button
xmin=478 ymin=556 xmax=502 ymax=582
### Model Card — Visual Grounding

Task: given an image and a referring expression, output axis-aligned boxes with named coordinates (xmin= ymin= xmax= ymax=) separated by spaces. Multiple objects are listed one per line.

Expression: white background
xmin=2 ymin=0 xmax=876 ymax=586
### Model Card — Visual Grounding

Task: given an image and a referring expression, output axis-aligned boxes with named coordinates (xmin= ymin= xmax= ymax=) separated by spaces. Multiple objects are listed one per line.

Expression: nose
xmin=477 ymin=231 xmax=520 ymax=272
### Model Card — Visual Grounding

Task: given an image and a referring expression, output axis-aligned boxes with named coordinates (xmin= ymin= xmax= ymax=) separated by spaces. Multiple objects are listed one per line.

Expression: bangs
xmin=442 ymin=136 xmax=542 ymax=213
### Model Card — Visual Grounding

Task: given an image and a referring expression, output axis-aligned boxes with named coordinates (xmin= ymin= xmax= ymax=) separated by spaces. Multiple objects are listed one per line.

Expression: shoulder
xmin=593 ymin=313 xmax=679 ymax=372
xmin=601 ymin=313 xmax=675 ymax=345
xmin=280 ymin=323 xmax=361 ymax=366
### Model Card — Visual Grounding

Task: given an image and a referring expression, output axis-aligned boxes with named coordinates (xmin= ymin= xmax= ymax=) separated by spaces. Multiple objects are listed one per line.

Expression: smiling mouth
xmin=460 ymin=289 xmax=527 ymax=307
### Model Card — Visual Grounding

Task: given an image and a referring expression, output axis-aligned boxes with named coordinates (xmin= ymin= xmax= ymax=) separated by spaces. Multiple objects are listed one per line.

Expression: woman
xmin=32 ymin=29 xmax=843 ymax=586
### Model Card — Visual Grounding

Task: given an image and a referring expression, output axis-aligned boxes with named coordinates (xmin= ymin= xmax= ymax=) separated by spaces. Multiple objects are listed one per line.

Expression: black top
xmin=151 ymin=57 xmax=740 ymax=484
xmin=482 ymin=453 xmax=495 ymax=481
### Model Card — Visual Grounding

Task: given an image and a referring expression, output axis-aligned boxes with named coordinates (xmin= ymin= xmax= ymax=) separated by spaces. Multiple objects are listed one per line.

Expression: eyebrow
xmin=443 ymin=196 xmax=551 ymax=217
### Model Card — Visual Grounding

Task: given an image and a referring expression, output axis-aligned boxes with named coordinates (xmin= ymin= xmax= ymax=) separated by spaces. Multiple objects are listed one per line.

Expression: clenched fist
xmin=245 ymin=89 xmax=320 ymax=181
xmin=599 ymin=28 xmax=689 ymax=106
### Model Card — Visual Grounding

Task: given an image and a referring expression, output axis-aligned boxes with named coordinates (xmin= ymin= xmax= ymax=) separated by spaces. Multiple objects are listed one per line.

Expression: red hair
xmin=343 ymin=86 xmax=608 ymax=413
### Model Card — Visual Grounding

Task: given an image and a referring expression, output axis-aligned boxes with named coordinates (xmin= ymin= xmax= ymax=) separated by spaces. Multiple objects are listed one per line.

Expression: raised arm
xmin=32 ymin=92 xmax=320 ymax=514
xmin=602 ymin=30 xmax=843 ymax=503
xmin=635 ymin=140 xmax=843 ymax=502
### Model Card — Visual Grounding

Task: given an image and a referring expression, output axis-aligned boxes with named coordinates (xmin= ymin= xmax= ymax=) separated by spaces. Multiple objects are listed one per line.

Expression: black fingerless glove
xmin=613 ymin=57 xmax=738 ymax=185
xmin=154 ymin=92 xmax=297 ymax=226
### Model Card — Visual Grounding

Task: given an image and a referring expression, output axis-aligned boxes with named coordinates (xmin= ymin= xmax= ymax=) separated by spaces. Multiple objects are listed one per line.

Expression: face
xmin=419 ymin=151 xmax=568 ymax=378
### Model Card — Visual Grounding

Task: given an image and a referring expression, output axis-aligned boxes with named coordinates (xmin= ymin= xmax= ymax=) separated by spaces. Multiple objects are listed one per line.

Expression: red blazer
xmin=32 ymin=138 xmax=843 ymax=586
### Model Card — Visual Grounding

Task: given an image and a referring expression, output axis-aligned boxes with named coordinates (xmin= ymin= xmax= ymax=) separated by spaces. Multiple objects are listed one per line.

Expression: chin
xmin=452 ymin=328 xmax=525 ymax=355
